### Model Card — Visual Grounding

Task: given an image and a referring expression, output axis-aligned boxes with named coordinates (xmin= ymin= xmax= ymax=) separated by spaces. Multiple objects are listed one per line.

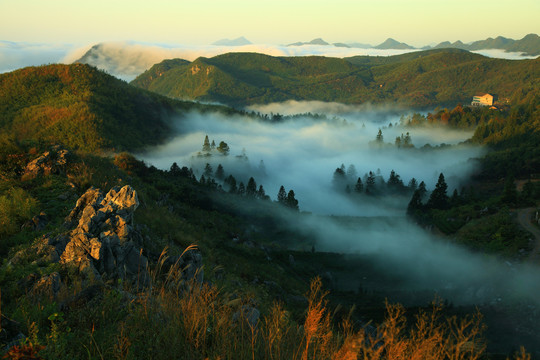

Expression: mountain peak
xmin=212 ymin=37 xmax=252 ymax=46
xmin=374 ymin=38 xmax=415 ymax=50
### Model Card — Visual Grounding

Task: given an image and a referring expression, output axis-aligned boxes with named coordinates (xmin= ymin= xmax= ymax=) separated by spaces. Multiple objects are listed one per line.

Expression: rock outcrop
xmin=28 ymin=185 xmax=149 ymax=286
xmin=22 ymin=146 xmax=69 ymax=180
xmin=12 ymin=185 xmax=204 ymax=294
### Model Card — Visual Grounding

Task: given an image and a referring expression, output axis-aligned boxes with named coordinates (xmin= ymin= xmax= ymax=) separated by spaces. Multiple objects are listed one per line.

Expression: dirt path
xmin=516 ymin=207 xmax=540 ymax=261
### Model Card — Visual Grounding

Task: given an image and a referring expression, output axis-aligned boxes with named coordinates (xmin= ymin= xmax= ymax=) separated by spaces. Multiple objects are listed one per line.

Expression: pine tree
xmin=203 ymin=135 xmax=211 ymax=152
xmin=365 ymin=171 xmax=376 ymax=195
xmin=246 ymin=177 xmax=257 ymax=197
xmin=225 ymin=175 xmax=237 ymax=193
xmin=354 ymin=177 xmax=364 ymax=193
xmin=204 ymin=163 xmax=213 ymax=177
xmin=408 ymin=178 xmax=418 ymax=191
xmin=238 ymin=182 xmax=246 ymax=195
xmin=215 ymin=164 xmax=225 ymax=180
xmin=407 ymin=189 xmax=424 ymax=216
xmin=170 ymin=162 xmax=180 ymax=176
xmin=257 ymin=185 xmax=269 ymax=200
xmin=376 ymin=129 xmax=384 ymax=143
xmin=277 ymin=186 xmax=287 ymax=204
xmin=211 ymin=140 xmax=216 ymax=150
xmin=332 ymin=167 xmax=347 ymax=191
xmin=427 ymin=173 xmax=449 ymax=209
xmin=286 ymin=190 xmax=299 ymax=210
xmin=403 ymin=132 xmax=412 ymax=148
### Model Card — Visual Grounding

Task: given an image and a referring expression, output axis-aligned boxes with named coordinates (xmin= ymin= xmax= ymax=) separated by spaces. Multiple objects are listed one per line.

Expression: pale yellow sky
xmin=1 ymin=0 xmax=538 ymax=46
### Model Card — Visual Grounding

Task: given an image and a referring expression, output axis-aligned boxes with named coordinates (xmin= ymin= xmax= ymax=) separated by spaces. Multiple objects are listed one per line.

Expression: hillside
xmin=131 ymin=49 xmax=540 ymax=107
xmin=0 ymin=64 xmax=233 ymax=152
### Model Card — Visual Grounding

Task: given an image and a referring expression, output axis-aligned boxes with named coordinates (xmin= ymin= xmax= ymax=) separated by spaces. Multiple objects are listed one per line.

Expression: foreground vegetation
xmin=1 ymin=63 xmax=539 ymax=358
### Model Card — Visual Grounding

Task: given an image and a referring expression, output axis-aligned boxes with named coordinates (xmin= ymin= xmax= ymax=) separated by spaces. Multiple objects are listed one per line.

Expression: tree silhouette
xmin=376 ymin=129 xmax=384 ymax=143
xmin=215 ymin=164 xmax=225 ymax=180
xmin=277 ymin=186 xmax=287 ymax=204
xmin=246 ymin=177 xmax=257 ymax=197
xmin=354 ymin=177 xmax=364 ymax=193
xmin=217 ymin=141 xmax=230 ymax=155
xmin=365 ymin=171 xmax=376 ymax=195
xmin=427 ymin=173 xmax=449 ymax=209
xmin=286 ymin=190 xmax=299 ymax=210
xmin=225 ymin=175 xmax=237 ymax=193
xmin=203 ymin=135 xmax=211 ymax=152
xmin=237 ymin=182 xmax=246 ymax=195
xmin=204 ymin=163 xmax=213 ymax=177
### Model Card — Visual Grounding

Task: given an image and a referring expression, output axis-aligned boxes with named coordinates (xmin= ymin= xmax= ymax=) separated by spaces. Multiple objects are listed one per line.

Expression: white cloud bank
xmin=1 ymin=41 xmax=537 ymax=81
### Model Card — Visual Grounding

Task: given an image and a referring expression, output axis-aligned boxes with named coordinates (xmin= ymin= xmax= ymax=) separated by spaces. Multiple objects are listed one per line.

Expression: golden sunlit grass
xmin=7 ymin=246 xmax=529 ymax=359
xmin=108 ymin=247 xmax=514 ymax=360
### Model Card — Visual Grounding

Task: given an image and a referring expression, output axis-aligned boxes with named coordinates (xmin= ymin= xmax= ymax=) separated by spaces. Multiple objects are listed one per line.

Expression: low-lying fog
xmin=140 ymin=102 xmax=540 ymax=309
xmin=141 ymin=102 xmax=480 ymax=216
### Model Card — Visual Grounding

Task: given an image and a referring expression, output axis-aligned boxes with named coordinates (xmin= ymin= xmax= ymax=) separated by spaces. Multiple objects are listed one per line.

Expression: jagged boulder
xmin=58 ymin=185 xmax=148 ymax=283
xmin=13 ymin=184 xmax=203 ymax=290
xmin=22 ymin=146 xmax=70 ymax=180
xmin=30 ymin=272 xmax=62 ymax=300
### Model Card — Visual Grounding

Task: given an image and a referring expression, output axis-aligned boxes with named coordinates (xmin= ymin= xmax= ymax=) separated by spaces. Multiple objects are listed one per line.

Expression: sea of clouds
xmin=1 ymin=40 xmax=538 ymax=81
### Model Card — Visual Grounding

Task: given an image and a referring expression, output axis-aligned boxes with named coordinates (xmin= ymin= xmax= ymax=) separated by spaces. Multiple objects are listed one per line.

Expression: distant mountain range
xmin=429 ymin=34 xmax=540 ymax=55
xmin=284 ymin=34 xmax=540 ymax=55
xmin=212 ymin=37 xmax=252 ymax=46
xmin=131 ymin=49 xmax=539 ymax=108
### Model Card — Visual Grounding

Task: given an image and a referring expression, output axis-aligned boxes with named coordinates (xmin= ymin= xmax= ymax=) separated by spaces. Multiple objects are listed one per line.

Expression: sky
xmin=1 ymin=0 xmax=539 ymax=47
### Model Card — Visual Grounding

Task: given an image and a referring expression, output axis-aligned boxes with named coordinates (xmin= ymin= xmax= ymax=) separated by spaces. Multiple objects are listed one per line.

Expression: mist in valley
xmin=139 ymin=102 xmax=540 ymax=317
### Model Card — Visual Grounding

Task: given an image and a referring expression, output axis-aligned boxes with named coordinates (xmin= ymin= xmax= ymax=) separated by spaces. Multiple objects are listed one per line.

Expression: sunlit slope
xmin=132 ymin=49 xmax=539 ymax=107
xmin=131 ymin=52 xmax=373 ymax=106
xmin=0 ymin=64 xmax=232 ymax=152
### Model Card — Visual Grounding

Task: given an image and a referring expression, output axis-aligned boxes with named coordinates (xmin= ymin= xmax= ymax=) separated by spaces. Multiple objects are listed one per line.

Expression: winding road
xmin=517 ymin=207 xmax=540 ymax=261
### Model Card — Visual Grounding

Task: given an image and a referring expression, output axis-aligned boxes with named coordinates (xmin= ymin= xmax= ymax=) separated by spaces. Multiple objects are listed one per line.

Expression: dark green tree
xmin=203 ymin=135 xmax=211 ymax=152
xmin=211 ymin=140 xmax=216 ymax=150
xmin=354 ymin=177 xmax=364 ymax=193
xmin=238 ymin=182 xmax=246 ymax=195
xmin=365 ymin=171 xmax=376 ymax=195
xmin=427 ymin=173 xmax=449 ymax=209
xmin=417 ymin=181 xmax=427 ymax=200
xmin=408 ymin=178 xmax=418 ymax=191
xmin=407 ymin=189 xmax=424 ymax=216
xmin=332 ymin=167 xmax=347 ymax=191
xmin=246 ymin=177 xmax=257 ymax=197
xmin=217 ymin=141 xmax=230 ymax=155
xmin=376 ymin=129 xmax=384 ymax=143
xmin=257 ymin=185 xmax=269 ymax=200
xmin=277 ymin=186 xmax=287 ymax=204
xmin=204 ymin=163 xmax=213 ymax=177
xmin=215 ymin=164 xmax=225 ymax=180
xmin=170 ymin=162 xmax=180 ymax=176
xmin=225 ymin=175 xmax=237 ymax=193
xmin=387 ymin=170 xmax=404 ymax=193
xmin=286 ymin=190 xmax=299 ymax=210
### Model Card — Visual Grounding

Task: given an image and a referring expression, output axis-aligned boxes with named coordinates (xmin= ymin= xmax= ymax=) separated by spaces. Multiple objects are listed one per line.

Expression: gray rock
xmin=31 ymin=272 xmax=62 ymax=300
xmin=22 ymin=147 xmax=70 ymax=180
